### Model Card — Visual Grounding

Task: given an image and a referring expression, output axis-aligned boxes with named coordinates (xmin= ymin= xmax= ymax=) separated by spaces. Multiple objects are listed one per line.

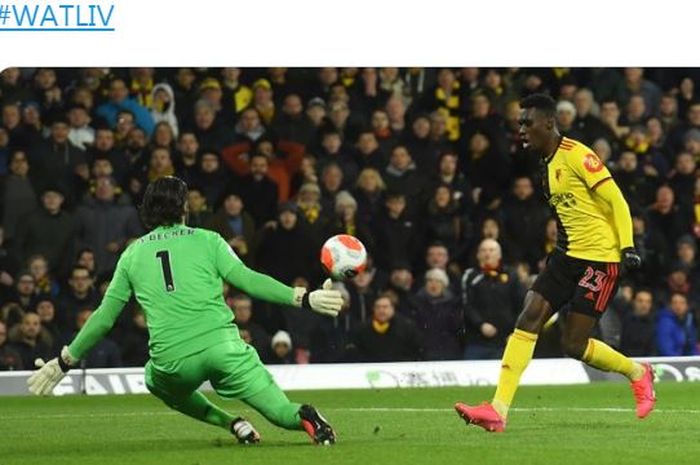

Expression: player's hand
xmin=621 ymin=247 xmax=642 ymax=271
xmin=299 ymin=278 xmax=343 ymax=317
xmin=27 ymin=347 xmax=75 ymax=396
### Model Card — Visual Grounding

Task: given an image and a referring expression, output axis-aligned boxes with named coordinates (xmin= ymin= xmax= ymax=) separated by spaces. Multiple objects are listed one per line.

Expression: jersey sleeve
xmin=211 ymin=232 xmax=296 ymax=306
xmin=212 ymin=232 xmax=244 ymax=277
xmin=568 ymin=149 xmax=612 ymax=189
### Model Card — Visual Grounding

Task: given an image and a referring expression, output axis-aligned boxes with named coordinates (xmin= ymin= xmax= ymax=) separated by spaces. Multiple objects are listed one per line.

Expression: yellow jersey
xmin=542 ymin=136 xmax=621 ymax=262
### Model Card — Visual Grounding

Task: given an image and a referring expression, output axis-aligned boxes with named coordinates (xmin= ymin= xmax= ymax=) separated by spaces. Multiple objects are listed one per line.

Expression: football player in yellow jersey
xmin=455 ymin=93 xmax=655 ymax=432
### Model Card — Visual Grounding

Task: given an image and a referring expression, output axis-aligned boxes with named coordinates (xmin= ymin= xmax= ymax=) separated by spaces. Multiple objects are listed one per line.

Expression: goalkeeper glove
xmin=293 ymin=278 xmax=343 ymax=317
xmin=621 ymin=247 xmax=642 ymax=272
xmin=27 ymin=346 xmax=77 ymax=396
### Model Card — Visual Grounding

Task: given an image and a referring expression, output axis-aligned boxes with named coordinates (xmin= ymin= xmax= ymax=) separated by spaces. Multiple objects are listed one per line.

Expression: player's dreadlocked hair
xmin=140 ymin=176 xmax=188 ymax=229
xmin=520 ymin=93 xmax=557 ymax=119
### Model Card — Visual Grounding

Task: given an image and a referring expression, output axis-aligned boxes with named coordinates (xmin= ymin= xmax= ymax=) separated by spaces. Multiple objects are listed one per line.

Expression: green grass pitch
xmin=2 ymin=382 xmax=699 ymax=465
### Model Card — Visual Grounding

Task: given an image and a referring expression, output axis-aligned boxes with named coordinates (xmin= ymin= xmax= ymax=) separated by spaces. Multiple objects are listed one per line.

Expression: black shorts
xmin=531 ymin=250 xmax=620 ymax=318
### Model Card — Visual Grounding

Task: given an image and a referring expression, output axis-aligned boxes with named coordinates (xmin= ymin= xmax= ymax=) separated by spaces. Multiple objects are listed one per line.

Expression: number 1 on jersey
xmin=156 ymin=250 xmax=175 ymax=292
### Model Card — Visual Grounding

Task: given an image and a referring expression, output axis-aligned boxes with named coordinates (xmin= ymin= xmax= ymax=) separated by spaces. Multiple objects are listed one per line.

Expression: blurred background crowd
xmin=0 ymin=67 xmax=698 ymax=370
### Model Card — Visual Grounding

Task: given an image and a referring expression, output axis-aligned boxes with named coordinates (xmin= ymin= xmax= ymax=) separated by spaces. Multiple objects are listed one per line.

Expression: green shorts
xmin=145 ymin=337 xmax=275 ymax=402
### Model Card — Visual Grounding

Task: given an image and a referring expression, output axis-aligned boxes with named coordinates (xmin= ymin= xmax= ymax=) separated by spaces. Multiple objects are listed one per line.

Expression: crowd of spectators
xmin=0 ymin=67 xmax=698 ymax=370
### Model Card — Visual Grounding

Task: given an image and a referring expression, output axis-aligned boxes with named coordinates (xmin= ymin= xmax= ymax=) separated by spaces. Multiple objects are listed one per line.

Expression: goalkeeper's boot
xmin=454 ymin=401 xmax=506 ymax=433
xmin=630 ymin=362 xmax=656 ymax=419
xmin=231 ymin=417 xmax=261 ymax=444
xmin=299 ymin=404 xmax=336 ymax=445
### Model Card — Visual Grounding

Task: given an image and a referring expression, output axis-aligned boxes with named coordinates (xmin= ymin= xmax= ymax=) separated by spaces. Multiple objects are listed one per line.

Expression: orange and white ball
xmin=320 ymin=234 xmax=367 ymax=280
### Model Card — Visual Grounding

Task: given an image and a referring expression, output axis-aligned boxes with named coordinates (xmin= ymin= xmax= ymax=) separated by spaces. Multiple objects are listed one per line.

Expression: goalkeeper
xmin=28 ymin=176 xmax=342 ymax=445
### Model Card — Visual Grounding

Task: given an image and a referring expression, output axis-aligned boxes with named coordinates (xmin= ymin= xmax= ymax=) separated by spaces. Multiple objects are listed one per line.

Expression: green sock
xmin=242 ymin=383 xmax=302 ymax=430
xmin=169 ymin=391 xmax=235 ymax=430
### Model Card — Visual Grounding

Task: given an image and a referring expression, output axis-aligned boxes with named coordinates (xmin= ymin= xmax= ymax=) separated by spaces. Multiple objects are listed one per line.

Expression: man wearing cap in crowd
xmin=14 ymin=185 xmax=75 ymax=276
xmin=411 ymin=268 xmax=463 ymax=360
xmin=461 ymin=238 xmax=524 ymax=360
xmin=28 ymin=113 xmax=88 ymax=207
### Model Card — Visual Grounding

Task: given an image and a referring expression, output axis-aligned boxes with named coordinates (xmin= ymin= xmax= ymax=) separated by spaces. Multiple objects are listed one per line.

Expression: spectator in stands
xmin=75 ymin=247 xmax=97 ymax=276
xmin=267 ymin=330 xmax=295 ymax=365
xmin=647 ymin=185 xmax=692 ymax=253
xmin=75 ymin=175 xmax=142 ymax=272
xmin=57 ymin=264 xmax=99 ymax=332
xmin=9 ymin=272 xmax=36 ymax=311
xmin=613 ymin=151 xmax=659 ymax=211
xmin=192 ymin=99 xmax=231 ymax=152
xmin=350 ymin=295 xmax=423 ymax=362
xmin=234 ymin=153 xmax=279 ymax=228
xmin=14 ymin=185 xmax=75 ymax=275
xmin=35 ymin=296 xmax=61 ymax=350
xmin=66 ymin=103 xmax=94 ymax=150
xmin=319 ymin=162 xmax=344 ymax=210
xmin=424 ymin=184 xmax=471 ymax=256
xmin=371 ymin=191 xmax=422 ymax=271
xmin=0 ymin=320 xmax=23 ymax=370
xmin=149 ymin=83 xmax=178 ymax=137
xmin=230 ymin=293 xmax=270 ymax=358
xmin=175 ymin=131 xmax=199 ymax=184
xmin=191 ymin=149 xmax=229 ymax=211
xmin=671 ymin=235 xmax=699 ymax=281
xmin=309 ymin=282 xmax=357 ymax=363
xmin=7 ymin=312 xmax=53 ymax=369
xmin=151 ymin=121 xmax=176 ymax=151
xmin=121 ymin=307 xmax=149 ymax=367
xmin=668 ymin=100 xmax=700 ymax=154
xmin=668 ymin=152 xmax=697 ymax=213
xmin=96 ymin=77 xmax=155 ymax=136
xmin=325 ymin=190 xmax=374 ymax=253
xmin=631 ymin=212 xmax=670 ymax=287
xmin=316 ymin=129 xmax=359 ymax=186
xmin=352 ymin=167 xmax=386 ymax=227
xmin=383 ymin=145 xmax=429 ymax=211
xmin=403 ymin=114 xmax=446 ymax=173
xmin=556 ymin=100 xmax=585 ymax=141
xmin=204 ymin=192 xmax=255 ymax=264
xmin=464 ymin=131 xmax=511 ymax=209
xmin=352 ymin=130 xmax=385 ymax=174
xmin=411 ymin=268 xmax=463 ymax=360
xmin=295 ymin=182 xmax=331 ymax=243
xmin=462 ymin=238 xmax=523 ymax=360
xmin=617 ymin=68 xmax=662 ymax=115
xmin=29 ymin=114 xmax=88 ymax=205
xmin=431 ymin=150 xmax=472 ymax=208
xmin=620 ymin=289 xmax=656 ymax=357
xmin=184 ymin=186 xmax=212 ymax=228
xmin=272 ymin=93 xmax=315 ymax=146
xmin=501 ymin=175 xmax=550 ymax=269
xmin=1 ymin=149 xmax=38 ymax=243
xmin=220 ymin=68 xmax=252 ymax=118
xmin=573 ymin=88 xmax=608 ymax=145
xmin=255 ymin=202 xmax=319 ymax=285
xmin=0 ymin=227 xmax=17 ymax=303
xmin=656 ymin=292 xmax=699 ymax=356
xmin=27 ymin=254 xmax=59 ymax=297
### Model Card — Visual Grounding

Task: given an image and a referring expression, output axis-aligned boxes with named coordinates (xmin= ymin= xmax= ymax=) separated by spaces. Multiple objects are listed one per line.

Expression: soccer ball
xmin=320 ymin=234 xmax=367 ymax=280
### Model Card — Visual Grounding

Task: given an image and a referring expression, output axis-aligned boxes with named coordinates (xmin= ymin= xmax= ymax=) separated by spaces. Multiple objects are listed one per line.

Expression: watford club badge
xmin=583 ymin=153 xmax=604 ymax=173
xmin=500 ymin=273 xmax=509 ymax=283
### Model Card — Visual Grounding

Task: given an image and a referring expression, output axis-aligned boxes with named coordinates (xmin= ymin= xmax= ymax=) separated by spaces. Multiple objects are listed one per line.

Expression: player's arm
xmin=213 ymin=234 xmax=342 ymax=316
xmin=571 ymin=150 xmax=641 ymax=268
xmin=592 ymin=179 xmax=634 ymax=249
xmin=27 ymin=250 xmax=133 ymax=395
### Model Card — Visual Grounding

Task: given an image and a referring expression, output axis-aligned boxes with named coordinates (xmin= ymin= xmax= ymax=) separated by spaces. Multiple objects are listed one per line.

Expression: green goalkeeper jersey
xmin=68 ymin=224 xmax=299 ymax=363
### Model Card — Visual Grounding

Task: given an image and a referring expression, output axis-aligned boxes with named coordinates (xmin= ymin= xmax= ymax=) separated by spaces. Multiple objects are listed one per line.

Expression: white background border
xmin=0 ymin=0 xmax=698 ymax=67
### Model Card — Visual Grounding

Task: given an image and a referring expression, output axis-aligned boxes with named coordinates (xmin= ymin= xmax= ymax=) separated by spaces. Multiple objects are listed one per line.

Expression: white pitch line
xmin=1 ymin=406 xmax=699 ymax=421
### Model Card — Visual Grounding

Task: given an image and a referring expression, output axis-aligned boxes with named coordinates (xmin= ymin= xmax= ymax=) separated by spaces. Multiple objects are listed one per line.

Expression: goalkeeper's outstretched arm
xmin=215 ymin=235 xmax=342 ymax=316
